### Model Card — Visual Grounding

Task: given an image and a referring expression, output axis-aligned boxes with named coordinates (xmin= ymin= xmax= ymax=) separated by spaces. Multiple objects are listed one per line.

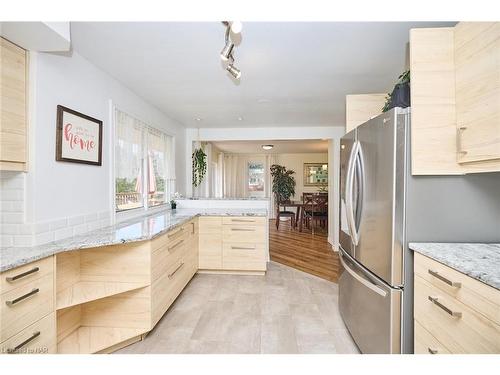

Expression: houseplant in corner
xmin=270 ymin=164 xmax=296 ymax=204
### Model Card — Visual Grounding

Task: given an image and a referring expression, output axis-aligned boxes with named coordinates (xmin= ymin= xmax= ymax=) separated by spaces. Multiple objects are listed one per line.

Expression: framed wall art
xmin=303 ymin=163 xmax=328 ymax=186
xmin=56 ymin=105 xmax=103 ymax=166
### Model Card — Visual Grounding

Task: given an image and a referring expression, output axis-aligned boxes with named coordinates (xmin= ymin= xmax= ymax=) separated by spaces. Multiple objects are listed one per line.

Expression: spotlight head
xmin=220 ymin=40 xmax=234 ymax=61
xmin=226 ymin=64 xmax=241 ymax=79
xmin=230 ymin=21 xmax=243 ymax=34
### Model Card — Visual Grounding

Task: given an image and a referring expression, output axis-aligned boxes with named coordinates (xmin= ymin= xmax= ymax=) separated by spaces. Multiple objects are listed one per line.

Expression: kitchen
xmin=0 ymin=2 xmax=499 ymax=372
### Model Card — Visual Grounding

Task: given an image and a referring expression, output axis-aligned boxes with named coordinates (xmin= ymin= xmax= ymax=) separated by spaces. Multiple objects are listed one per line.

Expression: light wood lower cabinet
xmin=414 ymin=253 xmax=500 ymax=353
xmin=1 ymin=313 xmax=56 ymax=354
xmin=1 ymin=216 xmax=266 ymax=354
xmin=199 ymin=216 xmax=268 ymax=273
xmin=0 ymin=256 xmax=55 ymax=354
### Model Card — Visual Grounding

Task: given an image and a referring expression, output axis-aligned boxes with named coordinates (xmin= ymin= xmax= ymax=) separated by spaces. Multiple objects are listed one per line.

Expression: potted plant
xmin=270 ymin=164 xmax=296 ymax=204
xmin=192 ymin=147 xmax=207 ymax=187
xmin=170 ymin=192 xmax=181 ymax=210
xmin=383 ymin=70 xmax=410 ymax=112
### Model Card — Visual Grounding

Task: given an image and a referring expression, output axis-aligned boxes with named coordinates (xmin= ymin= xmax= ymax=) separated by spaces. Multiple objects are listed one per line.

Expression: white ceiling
xmin=70 ymin=22 xmax=454 ymax=128
xmin=211 ymin=139 xmax=328 ymax=154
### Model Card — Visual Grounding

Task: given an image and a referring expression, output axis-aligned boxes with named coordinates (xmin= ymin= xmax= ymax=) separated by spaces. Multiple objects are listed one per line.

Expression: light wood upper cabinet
xmin=410 ymin=23 xmax=500 ymax=175
xmin=455 ymin=22 xmax=500 ymax=165
xmin=0 ymin=37 xmax=28 ymax=171
xmin=410 ymin=27 xmax=459 ymax=175
xmin=345 ymin=94 xmax=386 ymax=132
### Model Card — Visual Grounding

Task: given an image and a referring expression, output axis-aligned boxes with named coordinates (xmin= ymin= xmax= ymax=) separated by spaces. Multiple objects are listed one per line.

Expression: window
xmin=247 ymin=161 xmax=265 ymax=197
xmin=115 ymin=109 xmax=175 ymax=212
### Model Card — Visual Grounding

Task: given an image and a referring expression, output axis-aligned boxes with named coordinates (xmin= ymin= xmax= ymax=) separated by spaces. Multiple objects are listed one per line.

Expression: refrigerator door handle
xmin=345 ymin=141 xmax=358 ymax=245
xmin=339 ymin=249 xmax=388 ymax=297
xmin=354 ymin=142 xmax=365 ymax=236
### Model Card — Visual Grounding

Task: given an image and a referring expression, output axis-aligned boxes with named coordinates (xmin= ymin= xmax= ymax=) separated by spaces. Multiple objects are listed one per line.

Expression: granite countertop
xmin=0 ymin=208 xmax=268 ymax=273
xmin=178 ymin=197 xmax=270 ymax=201
xmin=409 ymin=242 xmax=500 ymax=290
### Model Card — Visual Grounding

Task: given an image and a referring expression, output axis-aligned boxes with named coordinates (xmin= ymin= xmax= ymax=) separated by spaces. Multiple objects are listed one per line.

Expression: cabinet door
xmin=198 ymin=217 xmax=222 ymax=269
xmin=455 ymin=22 xmax=500 ymax=166
xmin=0 ymin=37 xmax=27 ymax=169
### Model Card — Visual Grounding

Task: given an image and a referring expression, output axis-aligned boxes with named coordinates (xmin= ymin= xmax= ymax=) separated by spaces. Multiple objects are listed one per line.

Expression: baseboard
xmin=197 ymin=269 xmax=266 ymax=276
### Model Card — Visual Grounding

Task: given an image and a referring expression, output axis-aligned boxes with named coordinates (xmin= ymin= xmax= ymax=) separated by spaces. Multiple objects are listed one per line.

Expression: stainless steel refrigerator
xmin=338 ymin=107 xmax=410 ymax=354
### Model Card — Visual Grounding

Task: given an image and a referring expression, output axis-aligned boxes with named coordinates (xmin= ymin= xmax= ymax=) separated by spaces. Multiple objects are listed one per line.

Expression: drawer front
xmin=199 ymin=233 xmax=222 ymax=270
xmin=151 ymin=236 xmax=188 ymax=282
xmin=414 ymin=275 xmax=500 ymax=353
xmin=414 ymin=253 xmax=500 ymax=325
xmin=222 ymin=225 xmax=266 ymax=243
xmin=151 ymin=223 xmax=189 ymax=251
xmin=414 ymin=320 xmax=451 ymax=354
xmin=222 ymin=242 xmax=266 ymax=271
xmin=1 ymin=273 xmax=55 ymax=342
xmin=199 ymin=216 xmax=222 ymax=234
xmin=1 ymin=257 xmax=54 ymax=295
xmin=152 ymin=251 xmax=197 ymax=325
xmin=222 ymin=216 xmax=266 ymax=226
xmin=1 ymin=312 xmax=56 ymax=354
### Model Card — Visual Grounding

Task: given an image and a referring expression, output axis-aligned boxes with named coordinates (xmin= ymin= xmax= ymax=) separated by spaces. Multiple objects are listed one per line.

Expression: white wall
xmin=275 ymin=153 xmax=328 ymax=200
xmin=2 ymin=50 xmax=187 ymax=247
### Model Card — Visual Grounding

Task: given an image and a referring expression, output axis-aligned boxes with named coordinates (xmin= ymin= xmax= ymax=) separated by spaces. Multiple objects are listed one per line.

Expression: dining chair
xmin=276 ymin=199 xmax=296 ymax=230
xmin=301 ymin=194 xmax=328 ymax=232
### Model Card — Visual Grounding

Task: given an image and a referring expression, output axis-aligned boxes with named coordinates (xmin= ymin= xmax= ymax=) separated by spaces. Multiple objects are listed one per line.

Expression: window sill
xmin=115 ymin=203 xmax=169 ymax=223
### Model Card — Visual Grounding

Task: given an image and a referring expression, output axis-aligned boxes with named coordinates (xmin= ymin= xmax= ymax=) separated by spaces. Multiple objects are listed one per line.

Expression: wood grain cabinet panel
xmin=414 ymin=274 xmax=500 ymax=353
xmin=414 ymin=320 xmax=450 ymax=354
xmin=414 ymin=252 xmax=500 ymax=325
xmin=1 ymin=272 xmax=54 ymax=342
xmin=455 ymin=22 xmax=500 ymax=166
xmin=1 ymin=313 xmax=56 ymax=354
xmin=0 ymin=37 xmax=27 ymax=171
xmin=345 ymin=94 xmax=386 ymax=132
xmin=1 ymin=256 xmax=53 ymax=295
xmin=199 ymin=217 xmax=223 ymax=270
xmin=410 ymin=27 xmax=461 ymax=175
xmin=222 ymin=242 xmax=266 ymax=271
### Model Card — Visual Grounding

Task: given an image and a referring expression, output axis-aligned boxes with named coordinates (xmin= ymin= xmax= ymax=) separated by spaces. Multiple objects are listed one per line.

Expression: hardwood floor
xmin=269 ymin=219 xmax=340 ymax=282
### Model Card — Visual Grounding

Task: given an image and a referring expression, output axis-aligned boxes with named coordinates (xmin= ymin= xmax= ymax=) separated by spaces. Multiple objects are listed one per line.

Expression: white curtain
xmin=266 ymin=154 xmax=277 ymax=219
xmin=223 ymin=154 xmax=247 ymax=197
xmin=115 ymin=110 xmax=144 ymax=181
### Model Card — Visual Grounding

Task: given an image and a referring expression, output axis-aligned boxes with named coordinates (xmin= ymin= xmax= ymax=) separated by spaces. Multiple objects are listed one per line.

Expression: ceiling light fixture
xmin=220 ymin=21 xmax=242 ymax=80
xmin=195 ymin=117 xmax=202 ymax=122
xmin=262 ymin=145 xmax=274 ymax=150
xmin=237 ymin=116 xmax=243 ymax=121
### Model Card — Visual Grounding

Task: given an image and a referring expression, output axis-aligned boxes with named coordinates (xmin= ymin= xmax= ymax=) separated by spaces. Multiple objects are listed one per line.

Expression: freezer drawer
xmin=339 ymin=248 xmax=402 ymax=354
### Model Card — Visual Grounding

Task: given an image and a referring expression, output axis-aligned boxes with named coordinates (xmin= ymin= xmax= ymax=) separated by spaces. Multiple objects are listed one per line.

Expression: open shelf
xmin=57 ymin=326 xmax=146 ymax=354
xmin=57 ymin=281 xmax=149 ymax=310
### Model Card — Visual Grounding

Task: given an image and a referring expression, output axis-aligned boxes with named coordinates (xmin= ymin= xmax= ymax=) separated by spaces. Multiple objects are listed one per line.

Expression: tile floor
xmin=115 ymin=261 xmax=360 ymax=354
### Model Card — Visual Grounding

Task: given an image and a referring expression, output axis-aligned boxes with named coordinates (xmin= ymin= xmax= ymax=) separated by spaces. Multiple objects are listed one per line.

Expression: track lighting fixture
xmin=220 ymin=39 xmax=234 ymax=61
xmin=226 ymin=63 xmax=241 ymax=79
xmin=220 ymin=21 xmax=242 ymax=80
